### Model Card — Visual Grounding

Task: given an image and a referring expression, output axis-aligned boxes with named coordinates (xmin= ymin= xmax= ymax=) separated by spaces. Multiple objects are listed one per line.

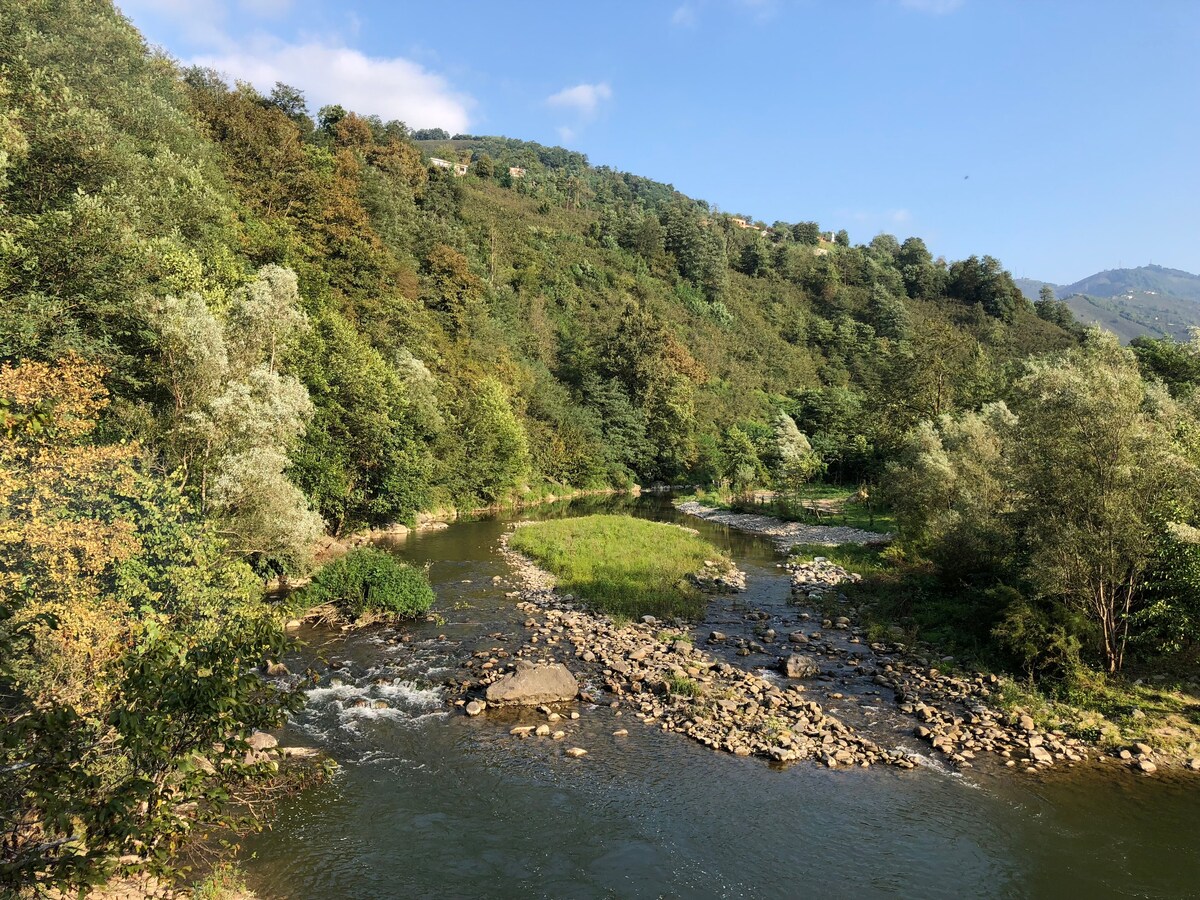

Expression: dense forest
xmin=4 ymin=0 xmax=1200 ymax=892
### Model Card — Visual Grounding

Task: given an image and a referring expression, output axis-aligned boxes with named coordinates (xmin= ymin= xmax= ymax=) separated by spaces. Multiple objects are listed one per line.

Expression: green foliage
xmin=887 ymin=330 xmax=1200 ymax=673
xmin=509 ymin=515 xmax=728 ymax=620
xmin=302 ymin=547 xmax=435 ymax=620
xmin=0 ymin=359 xmax=299 ymax=891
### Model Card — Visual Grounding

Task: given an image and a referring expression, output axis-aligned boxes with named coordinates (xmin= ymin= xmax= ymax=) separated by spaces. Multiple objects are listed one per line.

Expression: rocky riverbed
xmin=462 ymin=531 xmax=911 ymax=768
xmin=440 ymin=516 xmax=1195 ymax=779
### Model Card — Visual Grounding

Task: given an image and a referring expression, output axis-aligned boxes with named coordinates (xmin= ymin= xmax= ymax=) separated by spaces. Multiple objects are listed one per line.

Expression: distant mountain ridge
xmin=1017 ymin=264 xmax=1200 ymax=342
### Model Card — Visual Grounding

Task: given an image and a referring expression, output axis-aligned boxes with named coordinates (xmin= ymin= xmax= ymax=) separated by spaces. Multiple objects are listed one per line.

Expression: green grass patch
xmin=664 ymin=672 xmax=702 ymax=697
xmin=509 ymin=514 xmax=728 ymax=620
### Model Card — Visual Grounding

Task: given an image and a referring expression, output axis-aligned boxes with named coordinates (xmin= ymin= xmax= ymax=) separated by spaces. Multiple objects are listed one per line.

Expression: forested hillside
xmin=1 ymin=0 xmax=1080 ymax=570
xmin=6 ymin=1 xmax=1200 ymax=890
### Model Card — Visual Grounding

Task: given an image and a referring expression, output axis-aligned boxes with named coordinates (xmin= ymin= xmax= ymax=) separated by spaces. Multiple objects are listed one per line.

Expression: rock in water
xmin=565 ymin=747 xmax=588 ymax=758
xmin=780 ymin=654 xmax=820 ymax=679
xmin=485 ymin=663 xmax=579 ymax=705
xmin=465 ymin=700 xmax=486 ymax=717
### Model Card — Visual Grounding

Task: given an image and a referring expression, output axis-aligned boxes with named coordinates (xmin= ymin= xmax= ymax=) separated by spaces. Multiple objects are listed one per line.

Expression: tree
xmin=774 ymin=413 xmax=823 ymax=493
xmin=146 ymin=267 xmax=323 ymax=571
xmin=792 ymin=221 xmax=821 ymax=245
xmin=834 ymin=229 xmax=850 ymax=247
xmin=1010 ymin=333 xmax=1198 ymax=671
xmin=0 ymin=357 xmax=298 ymax=891
xmin=721 ymin=425 xmax=765 ymax=493
xmin=453 ymin=378 xmax=530 ymax=503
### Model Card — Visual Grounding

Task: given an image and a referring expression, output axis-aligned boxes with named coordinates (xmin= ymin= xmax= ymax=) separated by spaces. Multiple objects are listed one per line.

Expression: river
xmin=241 ymin=496 xmax=1200 ymax=899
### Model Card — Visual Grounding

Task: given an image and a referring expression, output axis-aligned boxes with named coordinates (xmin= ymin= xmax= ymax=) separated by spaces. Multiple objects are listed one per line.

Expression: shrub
xmin=304 ymin=548 xmax=435 ymax=620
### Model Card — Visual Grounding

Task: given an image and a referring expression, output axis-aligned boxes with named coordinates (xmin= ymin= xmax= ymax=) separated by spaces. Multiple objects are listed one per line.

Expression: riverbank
xmin=677 ymin=502 xmax=1200 ymax=776
xmin=676 ymin=500 xmax=892 ymax=547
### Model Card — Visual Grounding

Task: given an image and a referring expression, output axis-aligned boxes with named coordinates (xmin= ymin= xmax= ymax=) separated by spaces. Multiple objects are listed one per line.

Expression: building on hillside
xmin=430 ymin=157 xmax=453 ymax=170
xmin=453 ymin=162 xmax=469 ymax=176
xmin=731 ymin=217 xmax=751 ymax=229
xmin=509 ymin=166 xmax=527 ymax=178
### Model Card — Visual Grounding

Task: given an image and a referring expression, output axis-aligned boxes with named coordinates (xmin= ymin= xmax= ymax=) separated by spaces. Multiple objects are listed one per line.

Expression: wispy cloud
xmin=898 ymin=0 xmax=965 ymax=14
xmin=194 ymin=40 xmax=473 ymax=132
xmin=546 ymin=82 xmax=613 ymax=117
xmin=841 ymin=208 xmax=914 ymax=231
xmin=117 ymin=0 xmax=472 ymax=131
xmin=671 ymin=5 xmax=697 ymax=26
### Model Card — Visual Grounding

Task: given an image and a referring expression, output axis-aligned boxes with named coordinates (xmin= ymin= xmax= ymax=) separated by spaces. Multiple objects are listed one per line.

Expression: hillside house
xmin=453 ymin=162 xmax=469 ymax=176
xmin=509 ymin=166 xmax=526 ymax=178
xmin=430 ymin=157 xmax=452 ymax=170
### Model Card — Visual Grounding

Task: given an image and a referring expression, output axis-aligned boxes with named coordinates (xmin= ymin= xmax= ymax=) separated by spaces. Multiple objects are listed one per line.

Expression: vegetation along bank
xmin=3 ymin=0 xmax=1200 ymax=894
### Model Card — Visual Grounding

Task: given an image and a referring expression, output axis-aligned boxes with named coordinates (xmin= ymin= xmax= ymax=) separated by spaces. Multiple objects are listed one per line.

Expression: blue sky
xmin=119 ymin=0 xmax=1200 ymax=283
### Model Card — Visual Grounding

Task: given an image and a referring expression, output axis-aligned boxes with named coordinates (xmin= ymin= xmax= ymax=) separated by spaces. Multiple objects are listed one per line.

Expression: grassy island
xmin=509 ymin=515 xmax=728 ymax=620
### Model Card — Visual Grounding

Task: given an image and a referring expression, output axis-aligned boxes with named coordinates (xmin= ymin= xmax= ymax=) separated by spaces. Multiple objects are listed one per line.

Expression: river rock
xmin=465 ymin=700 xmax=486 ymax=717
xmin=780 ymin=654 xmax=820 ymax=679
xmin=1137 ymin=759 xmax=1157 ymax=774
xmin=247 ymin=731 xmax=278 ymax=751
xmin=486 ymin=663 xmax=579 ymax=705
xmin=565 ymin=747 xmax=588 ymax=758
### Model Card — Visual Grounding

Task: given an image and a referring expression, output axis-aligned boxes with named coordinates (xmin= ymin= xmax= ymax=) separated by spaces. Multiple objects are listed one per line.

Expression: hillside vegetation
xmin=5 ymin=0 xmax=1200 ymax=892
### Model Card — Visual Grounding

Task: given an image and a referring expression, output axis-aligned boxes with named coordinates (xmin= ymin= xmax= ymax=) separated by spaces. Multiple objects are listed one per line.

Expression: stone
xmin=1188 ymin=757 xmax=1200 ymax=771
xmin=709 ymin=631 xmax=727 ymax=642
xmin=613 ymin=729 xmax=629 ymax=737
xmin=535 ymin=724 xmax=551 ymax=736
xmin=264 ymin=661 xmax=290 ymax=678
xmin=552 ymin=730 xmax=567 ymax=740
xmin=780 ymin=654 xmax=820 ymax=679
xmin=1029 ymin=745 xmax=1054 ymax=765
xmin=486 ymin=663 xmax=579 ymax=705
xmin=788 ymin=632 xmax=809 ymax=644
xmin=565 ymin=747 xmax=588 ymax=758
xmin=465 ymin=700 xmax=486 ymax=717
xmin=246 ymin=731 xmax=278 ymax=752
xmin=1137 ymin=759 xmax=1157 ymax=774
xmin=1018 ymin=715 xmax=1036 ymax=732
xmin=510 ymin=725 xmax=536 ymax=737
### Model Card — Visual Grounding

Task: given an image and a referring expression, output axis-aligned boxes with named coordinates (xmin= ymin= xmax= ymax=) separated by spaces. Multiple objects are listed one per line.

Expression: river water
xmin=242 ymin=496 xmax=1200 ymax=899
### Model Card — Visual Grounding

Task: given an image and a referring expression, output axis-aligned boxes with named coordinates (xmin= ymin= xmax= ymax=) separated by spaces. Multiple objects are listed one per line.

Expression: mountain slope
xmin=1018 ymin=266 xmax=1200 ymax=342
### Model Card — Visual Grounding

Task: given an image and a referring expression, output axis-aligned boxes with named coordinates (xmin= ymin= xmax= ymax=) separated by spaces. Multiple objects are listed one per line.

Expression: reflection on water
xmin=242 ymin=496 xmax=1200 ymax=899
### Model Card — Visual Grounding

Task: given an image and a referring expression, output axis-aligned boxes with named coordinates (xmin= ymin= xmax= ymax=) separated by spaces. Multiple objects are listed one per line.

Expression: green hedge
xmin=304 ymin=548 xmax=435 ymax=620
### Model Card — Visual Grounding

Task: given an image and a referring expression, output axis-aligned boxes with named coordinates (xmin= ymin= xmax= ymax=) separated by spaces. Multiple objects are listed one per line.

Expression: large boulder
xmin=780 ymin=654 xmax=820 ymax=679
xmin=486 ymin=662 xmax=579 ymax=705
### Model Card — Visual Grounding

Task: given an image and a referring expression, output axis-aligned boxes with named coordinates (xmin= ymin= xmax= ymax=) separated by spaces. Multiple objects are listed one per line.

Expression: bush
xmin=304 ymin=548 xmax=435 ymax=620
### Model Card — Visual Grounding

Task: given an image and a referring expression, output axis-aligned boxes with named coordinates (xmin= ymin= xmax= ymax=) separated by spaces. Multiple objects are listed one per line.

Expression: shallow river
xmin=242 ymin=496 xmax=1200 ymax=899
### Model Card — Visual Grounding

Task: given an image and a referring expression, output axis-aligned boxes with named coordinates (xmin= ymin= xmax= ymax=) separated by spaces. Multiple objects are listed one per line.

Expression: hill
xmin=1 ymin=0 xmax=1077 ymax=570
xmin=1017 ymin=266 xmax=1200 ymax=341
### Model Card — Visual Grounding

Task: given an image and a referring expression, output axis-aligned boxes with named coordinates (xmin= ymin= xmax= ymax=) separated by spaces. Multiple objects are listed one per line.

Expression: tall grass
xmin=509 ymin=515 xmax=728 ymax=620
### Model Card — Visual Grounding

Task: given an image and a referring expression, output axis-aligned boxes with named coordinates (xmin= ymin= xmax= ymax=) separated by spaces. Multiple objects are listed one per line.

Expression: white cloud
xmin=193 ymin=40 xmax=472 ymax=132
xmin=117 ymin=0 xmax=472 ymax=131
xmin=671 ymin=5 xmax=697 ymax=26
xmin=556 ymin=125 xmax=577 ymax=142
xmin=546 ymin=82 xmax=613 ymax=117
xmin=898 ymin=0 xmax=964 ymax=13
